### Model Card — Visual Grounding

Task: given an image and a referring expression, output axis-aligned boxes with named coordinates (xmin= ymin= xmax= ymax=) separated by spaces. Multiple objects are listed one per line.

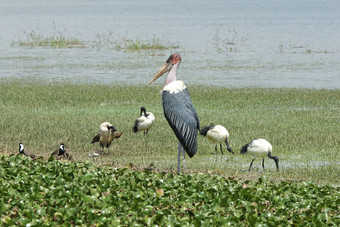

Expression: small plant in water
xmin=92 ymin=32 xmax=179 ymax=52
xmin=13 ymin=29 xmax=85 ymax=48
xmin=212 ymin=27 xmax=246 ymax=53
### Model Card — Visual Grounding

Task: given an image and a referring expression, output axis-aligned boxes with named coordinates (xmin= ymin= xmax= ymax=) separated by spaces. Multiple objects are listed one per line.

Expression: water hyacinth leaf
xmin=0 ymin=155 xmax=339 ymax=226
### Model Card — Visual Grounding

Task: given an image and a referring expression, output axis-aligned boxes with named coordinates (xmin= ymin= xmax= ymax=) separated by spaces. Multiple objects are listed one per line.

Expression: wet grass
xmin=12 ymin=30 xmax=85 ymax=48
xmin=0 ymin=80 xmax=339 ymax=185
xmin=12 ymin=30 xmax=179 ymax=51
xmin=91 ymin=32 xmax=179 ymax=51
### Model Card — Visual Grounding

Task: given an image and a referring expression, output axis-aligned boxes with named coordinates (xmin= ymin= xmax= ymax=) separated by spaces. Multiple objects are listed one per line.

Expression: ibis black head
xmin=268 ymin=152 xmax=279 ymax=171
xmin=140 ymin=106 xmax=147 ymax=116
xmin=225 ymin=140 xmax=234 ymax=154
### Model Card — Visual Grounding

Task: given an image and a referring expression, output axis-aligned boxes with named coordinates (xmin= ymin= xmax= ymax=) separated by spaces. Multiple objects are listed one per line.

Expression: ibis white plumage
xmin=133 ymin=106 xmax=155 ymax=135
xmin=200 ymin=124 xmax=234 ymax=155
xmin=149 ymin=53 xmax=200 ymax=173
xmin=240 ymin=139 xmax=279 ymax=171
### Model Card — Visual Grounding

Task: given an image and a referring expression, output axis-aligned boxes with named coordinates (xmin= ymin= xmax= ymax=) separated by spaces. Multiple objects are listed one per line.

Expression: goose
xmin=133 ymin=106 xmax=155 ymax=135
xmin=240 ymin=139 xmax=279 ymax=171
xmin=91 ymin=122 xmax=122 ymax=153
xmin=200 ymin=123 xmax=234 ymax=155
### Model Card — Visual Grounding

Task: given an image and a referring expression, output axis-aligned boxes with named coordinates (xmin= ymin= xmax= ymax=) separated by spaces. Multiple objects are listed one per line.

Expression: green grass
xmin=0 ymin=80 xmax=339 ymax=186
xmin=12 ymin=30 xmax=85 ymax=48
xmin=12 ymin=29 xmax=179 ymax=51
xmin=91 ymin=32 xmax=179 ymax=51
xmin=0 ymin=155 xmax=339 ymax=226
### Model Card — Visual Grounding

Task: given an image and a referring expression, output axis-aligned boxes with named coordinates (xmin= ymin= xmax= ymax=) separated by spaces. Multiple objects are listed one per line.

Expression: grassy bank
xmin=0 ymin=80 xmax=339 ymax=185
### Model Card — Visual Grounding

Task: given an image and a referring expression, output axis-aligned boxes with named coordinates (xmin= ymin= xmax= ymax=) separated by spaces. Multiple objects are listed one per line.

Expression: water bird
xmin=149 ymin=53 xmax=200 ymax=173
xmin=91 ymin=122 xmax=122 ymax=154
xmin=50 ymin=143 xmax=73 ymax=161
xmin=240 ymin=139 xmax=279 ymax=171
xmin=18 ymin=143 xmax=36 ymax=159
xmin=133 ymin=106 xmax=155 ymax=135
xmin=200 ymin=123 xmax=234 ymax=155
xmin=51 ymin=143 xmax=66 ymax=156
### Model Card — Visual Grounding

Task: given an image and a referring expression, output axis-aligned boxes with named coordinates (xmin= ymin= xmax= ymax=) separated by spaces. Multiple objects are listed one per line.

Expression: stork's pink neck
xmin=163 ymin=62 xmax=179 ymax=88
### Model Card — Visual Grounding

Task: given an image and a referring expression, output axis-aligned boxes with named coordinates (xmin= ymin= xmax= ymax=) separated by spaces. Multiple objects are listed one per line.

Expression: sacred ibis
xmin=240 ymin=139 xmax=279 ymax=171
xmin=200 ymin=124 xmax=234 ymax=155
xmin=133 ymin=106 xmax=155 ymax=135
xmin=149 ymin=53 xmax=200 ymax=173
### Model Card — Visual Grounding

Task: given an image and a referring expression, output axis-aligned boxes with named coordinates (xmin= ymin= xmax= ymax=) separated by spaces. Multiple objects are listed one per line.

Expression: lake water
xmin=0 ymin=0 xmax=339 ymax=88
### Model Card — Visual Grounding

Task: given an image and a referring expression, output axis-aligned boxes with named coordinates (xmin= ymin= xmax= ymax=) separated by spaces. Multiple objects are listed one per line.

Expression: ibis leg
xmin=249 ymin=159 xmax=255 ymax=171
xmin=220 ymin=144 xmax=224 ymax=155
xmin=262 ymin=159 xmax=265 ymax=171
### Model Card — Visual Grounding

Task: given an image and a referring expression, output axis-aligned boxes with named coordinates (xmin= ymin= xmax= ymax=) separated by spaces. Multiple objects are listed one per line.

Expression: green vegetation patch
xmin=12 ymin=30 xmax=85 ymax=48
xmin=0 ymin=155 xmax=339 ymax=226
xmin=91 ymin=32 xmax=179 ymax=51
xmin=12 ymin=30 xmax=178 ymax=51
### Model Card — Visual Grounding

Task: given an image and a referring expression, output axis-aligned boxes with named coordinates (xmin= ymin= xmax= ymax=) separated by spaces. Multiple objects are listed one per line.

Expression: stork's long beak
xmin=148 ymin=63 xmax=171 ymax=84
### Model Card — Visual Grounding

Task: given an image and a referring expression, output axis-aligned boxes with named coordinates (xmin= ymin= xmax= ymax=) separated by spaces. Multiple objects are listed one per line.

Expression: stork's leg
xmin=262 ymin=159 xmax=265 ymax=171
xmin=182 ymin=148 xmax=186 ymax=172
xmin=177 ymin=142 xmax=182 ymax=173
xmin=215 ymin=145 xmax=217 ymax=155
xmin=220 ymin=144 xmax=224 ymax=155
xmin=249 ymin=159 xmax=255 ymax=171
xmin=177 ymin=142 xmax=186 ymax=174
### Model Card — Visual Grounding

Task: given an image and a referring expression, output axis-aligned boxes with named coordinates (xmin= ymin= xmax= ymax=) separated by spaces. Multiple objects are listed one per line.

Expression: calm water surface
xmin=0 ymin=0 xmax=339 ymax=88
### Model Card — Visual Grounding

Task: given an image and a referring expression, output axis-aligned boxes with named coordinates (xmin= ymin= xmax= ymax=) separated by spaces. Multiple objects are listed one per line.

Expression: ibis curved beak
xmin=148 ymin=63 xmax=171 ymax=84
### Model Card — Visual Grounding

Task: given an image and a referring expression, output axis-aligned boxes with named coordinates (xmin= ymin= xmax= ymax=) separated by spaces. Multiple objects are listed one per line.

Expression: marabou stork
xmin=240 ymin=139 xmax=279 ymax=171
xmin=133 ymin=106 xmax=155 ymax=135
xmin=91 ymin=122 xmax=122 ymax=154
xmin=200 ymin=124 xmax=234 ymax=155
xmin=18 ymin=143 xmax=36 ymax=159
xmin=149 ymin=53 xmax=200 ymax=173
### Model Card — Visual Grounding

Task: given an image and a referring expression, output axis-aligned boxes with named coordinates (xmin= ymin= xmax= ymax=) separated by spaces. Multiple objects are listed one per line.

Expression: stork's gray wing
xmin=162 ymin=89 xmax=200 ymax=158
xmin=179 ymin=88 xmax=200 ymax=131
